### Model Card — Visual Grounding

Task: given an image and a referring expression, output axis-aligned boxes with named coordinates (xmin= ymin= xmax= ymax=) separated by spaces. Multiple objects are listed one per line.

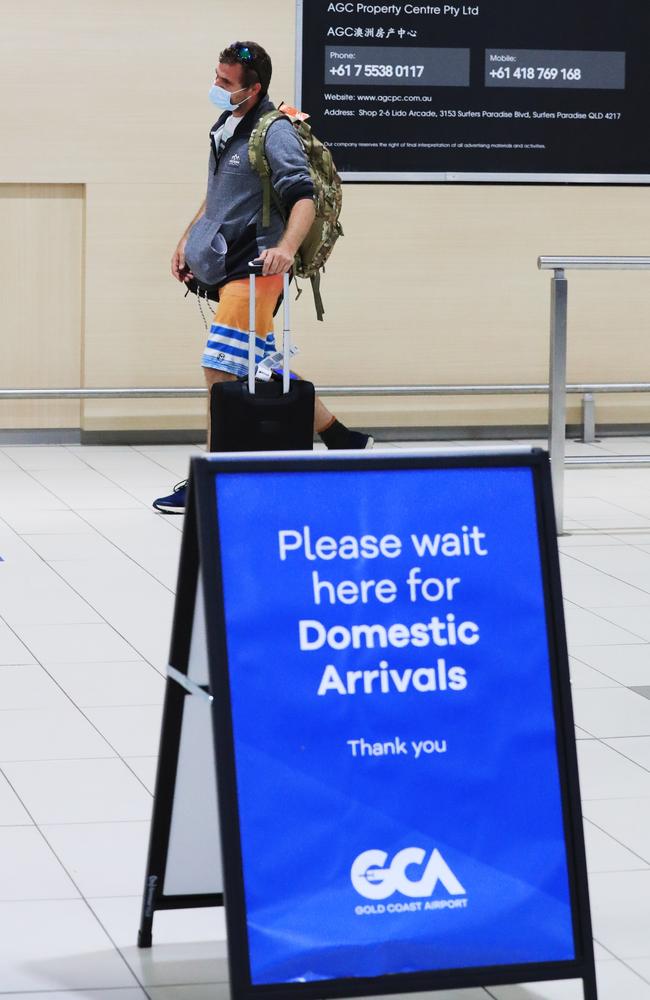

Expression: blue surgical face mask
xmin=208 ymin=84 xmax=248 ymax=111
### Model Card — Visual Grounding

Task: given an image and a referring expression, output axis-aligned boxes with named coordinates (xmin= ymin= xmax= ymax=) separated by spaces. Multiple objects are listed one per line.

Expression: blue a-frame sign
xmin=140 ymin=447 xmax=597 ymax=1000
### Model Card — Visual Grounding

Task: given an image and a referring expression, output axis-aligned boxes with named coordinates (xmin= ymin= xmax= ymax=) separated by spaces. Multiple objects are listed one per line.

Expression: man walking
xmin=153 ymin=40 xmax=372 ymax=514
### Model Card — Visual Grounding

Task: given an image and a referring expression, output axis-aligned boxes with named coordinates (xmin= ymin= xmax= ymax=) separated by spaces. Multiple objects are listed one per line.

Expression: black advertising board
xmin=296 ymin=0 xmax=650 ymax=182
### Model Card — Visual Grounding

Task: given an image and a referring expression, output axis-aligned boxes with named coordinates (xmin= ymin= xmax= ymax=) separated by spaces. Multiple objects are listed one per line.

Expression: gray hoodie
xmin=184 ymin=97 xmax=314 ymax=290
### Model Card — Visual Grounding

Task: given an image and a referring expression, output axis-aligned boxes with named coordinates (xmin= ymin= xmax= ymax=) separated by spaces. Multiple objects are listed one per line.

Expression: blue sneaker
xmin=153 ymin=480 xmax=187 ymax=514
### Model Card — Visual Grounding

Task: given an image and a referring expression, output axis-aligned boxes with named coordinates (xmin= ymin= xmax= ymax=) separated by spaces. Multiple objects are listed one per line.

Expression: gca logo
xmin=351 ymin=848 xmax=466 ymax=900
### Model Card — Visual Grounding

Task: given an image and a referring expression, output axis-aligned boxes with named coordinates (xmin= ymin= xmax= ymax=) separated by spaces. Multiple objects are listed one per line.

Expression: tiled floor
xmin=1 ymin=438 xmax=650 ymax=999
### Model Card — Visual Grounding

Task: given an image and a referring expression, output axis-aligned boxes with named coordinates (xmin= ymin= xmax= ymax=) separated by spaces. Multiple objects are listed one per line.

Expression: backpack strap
xmin=310 ymin=273 xmax=324 ymax=322
xmin=248 ymin=110 xmax=288 ymax=228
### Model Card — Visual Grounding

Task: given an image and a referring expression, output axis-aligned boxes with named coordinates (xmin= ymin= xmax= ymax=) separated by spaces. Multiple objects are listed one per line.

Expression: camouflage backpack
xmin=248 ymin=104 xmax=343 ymax=321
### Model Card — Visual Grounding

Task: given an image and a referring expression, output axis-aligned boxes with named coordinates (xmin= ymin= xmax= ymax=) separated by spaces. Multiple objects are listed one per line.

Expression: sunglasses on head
xmin=230 ymin=42 xmax=255 ymax=65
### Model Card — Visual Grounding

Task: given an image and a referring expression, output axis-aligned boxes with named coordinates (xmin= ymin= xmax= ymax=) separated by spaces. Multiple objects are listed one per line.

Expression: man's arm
xmin=171 ymin=198 xmax=206 ymax=281
xmin=258 ymin=197 xmax=315 ymax=276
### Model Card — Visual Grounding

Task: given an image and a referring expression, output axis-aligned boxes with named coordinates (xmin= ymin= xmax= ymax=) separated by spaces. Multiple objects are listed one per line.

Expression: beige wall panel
xmin=295 ymin=184 xmax=650 ymax=386
xmin=82 ymin=180 xmax=206 ymax=430
xmin=291 ymin=183 xmax=650 ymax=427
xmin=0 ymin=184 xmax=82 ymax=428
xmin=315 ymin=396 xmax=587 ymax=432
xmin=83 ymin=183 xmax=207 ymax=386
xmin=82 ymin=398 xmax=206 ymax=434
xmin=0 ymin=0 xmax=295 ymax=185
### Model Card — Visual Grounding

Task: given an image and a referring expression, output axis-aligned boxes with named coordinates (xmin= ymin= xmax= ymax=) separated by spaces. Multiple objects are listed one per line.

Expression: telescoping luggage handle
xmin=248 ymin=261 xmax=291 ymax=397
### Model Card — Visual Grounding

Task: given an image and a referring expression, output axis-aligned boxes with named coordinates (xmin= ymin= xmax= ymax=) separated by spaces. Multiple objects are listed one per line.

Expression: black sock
xmin=319 ymin=419 xmax=351 ymax=448
xmin=320 ymin=419 xmax=371 ymax=450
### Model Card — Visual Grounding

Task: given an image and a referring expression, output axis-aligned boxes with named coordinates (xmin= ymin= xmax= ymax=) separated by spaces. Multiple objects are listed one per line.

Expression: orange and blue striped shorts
xmin=201 ymin=275 xmax=282 ymax=378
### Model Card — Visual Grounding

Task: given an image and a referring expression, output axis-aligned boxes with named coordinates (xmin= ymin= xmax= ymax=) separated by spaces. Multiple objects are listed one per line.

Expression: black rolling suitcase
xmin=209 ymin=265 xmax=315 ymax=452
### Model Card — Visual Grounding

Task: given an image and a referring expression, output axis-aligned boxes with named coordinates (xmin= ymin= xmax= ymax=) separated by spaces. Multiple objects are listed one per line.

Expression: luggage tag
xmin=255 ymin=346 xmax=298 ymax=382
xmin=277 ymin=102 xmax=310 ymax=122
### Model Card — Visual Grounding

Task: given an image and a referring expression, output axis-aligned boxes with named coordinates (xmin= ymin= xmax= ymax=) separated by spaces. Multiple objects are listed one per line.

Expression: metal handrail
xmin=2 ymin=382 xmax=650 ymax=400
xmin=539 ymin=256 xmax=650 ymax=270
xmin=538 ymin=254 xmax=650 ymax=533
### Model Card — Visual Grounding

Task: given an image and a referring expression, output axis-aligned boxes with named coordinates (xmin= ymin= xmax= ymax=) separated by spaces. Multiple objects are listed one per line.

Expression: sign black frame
xmin=138 ymin=484 xmax=224 ymax=948
xmin=191 ymin=448 xmax=597 ymax=1000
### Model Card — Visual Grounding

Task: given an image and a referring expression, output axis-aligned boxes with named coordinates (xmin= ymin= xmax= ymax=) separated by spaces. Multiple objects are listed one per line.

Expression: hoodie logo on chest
xmin=228 ymin=152 xmax=241 ymax=167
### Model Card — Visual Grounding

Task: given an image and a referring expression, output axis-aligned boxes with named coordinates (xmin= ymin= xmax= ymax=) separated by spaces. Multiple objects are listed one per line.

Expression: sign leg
xmin=583 ymin=968 xmax=599 ymax=999
xmin=138 ymin=922 xmax=153 ymax=949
